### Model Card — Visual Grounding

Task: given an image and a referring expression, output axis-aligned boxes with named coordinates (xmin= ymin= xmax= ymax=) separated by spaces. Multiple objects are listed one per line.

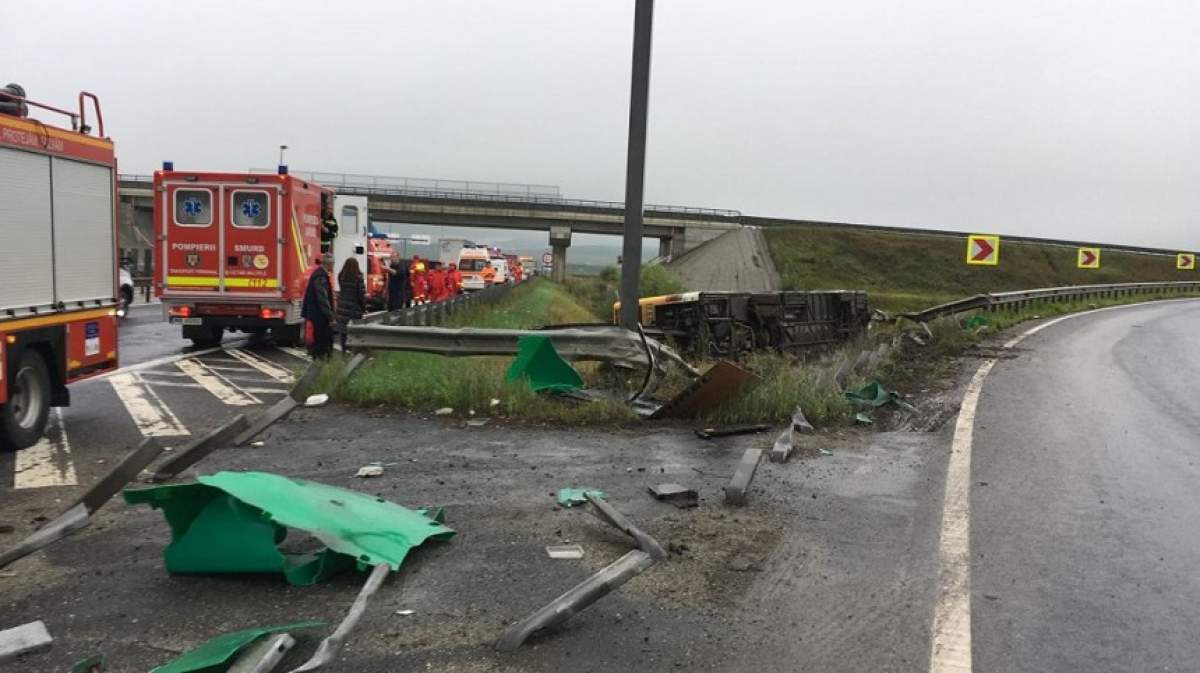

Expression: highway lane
xmin=970 ymin=300 xmax=1200 ymax=672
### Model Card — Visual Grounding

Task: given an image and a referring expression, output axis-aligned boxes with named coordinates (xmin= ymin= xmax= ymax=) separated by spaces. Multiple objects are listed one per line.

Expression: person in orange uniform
xmin=481 ymin=262 xmax=496 ymax=287
xmin=427 ymin=263 xmax=447 ymax=302
xmin=409 ymin=255 xmax=428 ymax=304
xmin=446 ymin=263 xmax=463 ymax=296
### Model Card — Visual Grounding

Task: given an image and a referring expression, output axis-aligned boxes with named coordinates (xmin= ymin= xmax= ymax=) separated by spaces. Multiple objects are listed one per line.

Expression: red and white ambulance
xmin=0 ymin=85 xmax=120 ymax=448
xmin=154 ymin=167 xmax=368 ymax=346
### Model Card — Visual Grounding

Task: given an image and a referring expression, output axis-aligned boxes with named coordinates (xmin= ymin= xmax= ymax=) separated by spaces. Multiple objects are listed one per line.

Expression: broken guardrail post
xmin=495 ymin=494 xmax=666 ymax=652
xmin=724 ymin=448 xmax=763 ymax=505
xmin=149 ymin=413 xmax=249 ymax=482
xmin=228 ymin=633 xmax=295 ymax=673
xmin=288 ymin=563 xmax=390 ymax=672
xmin=0 ymin=437 xmax=164 ymax=570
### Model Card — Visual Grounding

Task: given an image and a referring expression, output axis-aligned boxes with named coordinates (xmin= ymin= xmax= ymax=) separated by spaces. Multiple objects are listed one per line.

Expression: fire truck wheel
xmin=271 ymin=324 xmax=304 ymax=347
xmin=0 ymin=351 xmax=52 ymax=451
xmin=184 ymin=324 xmax=223 ymax=348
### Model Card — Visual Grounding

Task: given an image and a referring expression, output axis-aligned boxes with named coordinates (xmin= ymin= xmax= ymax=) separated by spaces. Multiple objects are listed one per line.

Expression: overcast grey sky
xmin=7 ymin=1 xmax=1198 ymax=249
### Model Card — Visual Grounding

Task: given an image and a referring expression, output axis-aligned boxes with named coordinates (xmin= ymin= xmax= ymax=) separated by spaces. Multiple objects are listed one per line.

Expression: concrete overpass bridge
xmin=116 ymin=171 xmax=742 ymax=276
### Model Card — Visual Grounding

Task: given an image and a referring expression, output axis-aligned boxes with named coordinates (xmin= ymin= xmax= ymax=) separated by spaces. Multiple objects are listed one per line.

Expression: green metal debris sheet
xmin=124 ymin=471 xmax=456 ymax=585
xmin=504 ymin=335 xmax=584 ymax=393
xmin=148 ymin=621 xmax=321 ymax=673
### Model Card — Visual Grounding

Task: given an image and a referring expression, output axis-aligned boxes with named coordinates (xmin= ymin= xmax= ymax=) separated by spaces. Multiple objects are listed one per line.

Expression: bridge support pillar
xmin=549 ymin=226 xmax=572 ymax=283
xmin=657 ymin=236 xmax=675 ymax=260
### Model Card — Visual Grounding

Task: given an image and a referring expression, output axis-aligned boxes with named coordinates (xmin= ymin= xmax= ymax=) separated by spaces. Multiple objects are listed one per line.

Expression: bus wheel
xmin=1 ymin=351 xmax=52 ymax=450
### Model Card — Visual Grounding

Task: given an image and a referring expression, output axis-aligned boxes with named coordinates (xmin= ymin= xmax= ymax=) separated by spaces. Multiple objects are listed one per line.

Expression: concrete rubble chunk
xmin=725 ymin=448 xmax=763 ymax=505
xmin=0 ymin=620 xmax=52 ymax=664
xmin=647 ymin=483 xmax=699 ymax=508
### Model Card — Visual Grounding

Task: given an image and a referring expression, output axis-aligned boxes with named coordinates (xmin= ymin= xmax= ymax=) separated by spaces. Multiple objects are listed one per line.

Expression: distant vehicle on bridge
xmin=0 ymin=85 xmax=120 ymax=448
xmin=153 ymin=166 xmax=369 ymax=346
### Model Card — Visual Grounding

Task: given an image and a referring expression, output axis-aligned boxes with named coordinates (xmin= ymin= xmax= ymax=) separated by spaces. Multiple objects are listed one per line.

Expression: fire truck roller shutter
xmin=51 ymin=157 xmax=116 ymax=305
xmin=0 ymin=147 xmax=55 ymax=314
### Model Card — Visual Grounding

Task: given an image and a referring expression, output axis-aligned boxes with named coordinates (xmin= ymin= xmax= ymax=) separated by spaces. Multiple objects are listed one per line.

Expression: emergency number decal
xmin=253 ymin=254 xmax=269 ymax=269
xmin=85 ymin=321 xmax=100 ymax=356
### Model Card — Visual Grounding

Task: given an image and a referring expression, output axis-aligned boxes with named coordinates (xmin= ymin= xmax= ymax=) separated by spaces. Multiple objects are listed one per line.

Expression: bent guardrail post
xmin=495 ymin=495 xmax=666 ymax=652
xmin=289 ymin=563 xmax=390 ymax=672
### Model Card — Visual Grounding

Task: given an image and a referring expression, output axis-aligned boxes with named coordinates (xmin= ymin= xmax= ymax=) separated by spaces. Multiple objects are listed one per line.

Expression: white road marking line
xmin=928 ymin=298 xmax=1200 ymax=673
xmin=109 ymin=372 xmax=191 ymax=437
xmin=134 ymin=379 xmax=289 ymax=395
xmin=929 ymin=359 xmax=993 ymax=673
xmin=176 ymin=359 xmax=260 ymax=406
xmin=14 ymin=408 xmax=78 ymax=489
xmin=225 ymin=349 xmax=296 ymax=383
xmin=278 ymin=346 xmax=312 ymax=362
xmin=77 ymin=339 xmax=248 ymax=384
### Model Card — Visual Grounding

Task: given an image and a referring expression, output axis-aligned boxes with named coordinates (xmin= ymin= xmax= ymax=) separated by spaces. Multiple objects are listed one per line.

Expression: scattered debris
xmin=693 ymin=424 xmax=771 ymax=439
xmin=845 ymin=381 xmax=916 ymax=411
xmin=545 ymin=544 xmax=585 ymax=559
xmin=394 ymin=610 xmax=415 ymax=617
xmin=434 ymin=407 xmax=454 ymax=416
xmin=651 ymin=360 xmax=758 ymax=419
xmin=555 ymin=488 xmax=605 ymax=508
xmin=289 ymin=563 xmax=390 ymax=672
xmin=465 ymin=418 xmax=491 ymax=427
xmin=1 ymin=438 xmax=165 ymax=570
xmin=304 ymin=393 xmax=329 ymax=407
xmin=724 ymin=448 xmax=763 ymax=506
xmin=496 ymin=494 xmax=665 ymax=652
xmin=490 ymin=398 xmax=501 ymax=407
xmin=125 ymin=471 xmax=455 ymax=586
xmin=227 ymin=633 xmax=295 ymax=673
xmin=251 ymin=441 xmax=265 ymax=447
xmin=647 ymin=483 xmax=699 ymax=509
xmin=0 ymin=620 xmax=52 ymax=664
xmin=854 ymin=412 xmax=874 ymax=425
xmin=964 ymin=314 xmax=989 ymax=331
xmin=148 ymin=622 xmax=320 ymax=673
xmin=505 ymin=335 xmax=584 ymax=393
xmin=818 ymin=448 xmax=834 ymax=456
xmin=354 ymin=465 xmax=383 ymax=478
xmin=234 ymin=358 xmax=365 ymax=447
xmin=769 ymin=406 xmax=815 ymax=464
xmin=0 ymin=525 xmax=13 ymax=534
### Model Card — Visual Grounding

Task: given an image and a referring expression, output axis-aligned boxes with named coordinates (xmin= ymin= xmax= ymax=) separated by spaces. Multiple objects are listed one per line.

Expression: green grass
xmin=765 ymin=225 xmax=1194 ymax=313
xmin=319 ymin=278 xmax=636 ymax=424
xmin=563 ymin=265 xmax=686 ymax=321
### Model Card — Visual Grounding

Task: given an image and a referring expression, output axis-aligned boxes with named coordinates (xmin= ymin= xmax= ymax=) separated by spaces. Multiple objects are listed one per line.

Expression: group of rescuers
xmin=299 ymin=251 xmax=505 ymax=359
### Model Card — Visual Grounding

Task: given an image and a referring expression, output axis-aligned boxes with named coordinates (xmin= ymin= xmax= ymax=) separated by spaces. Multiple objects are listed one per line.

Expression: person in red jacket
xmin=427 ymin=263 xmax=447 ymax=302
xmin=446 ymin=263 xmax=463 ymax=296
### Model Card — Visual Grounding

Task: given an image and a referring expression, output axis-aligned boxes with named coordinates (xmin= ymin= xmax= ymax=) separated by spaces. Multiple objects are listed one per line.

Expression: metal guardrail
xmin=899 ymin=281 xmax=1200 ymax=323
xmin=116 ymin=174 xmax=742 ymax=220
xmin=357 ymin=280 xmax=514 ymax=327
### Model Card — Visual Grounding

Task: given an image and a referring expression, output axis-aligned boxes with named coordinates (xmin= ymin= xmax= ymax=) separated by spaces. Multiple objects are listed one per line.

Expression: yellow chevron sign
xmin=1178 ymin=253 xmax=1196 ymax=270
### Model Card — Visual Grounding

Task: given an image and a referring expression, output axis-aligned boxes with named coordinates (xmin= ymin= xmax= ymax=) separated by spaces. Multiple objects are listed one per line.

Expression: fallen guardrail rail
xmin=346 ymin=323 xmax=698 ymax=377
xmin=898 ymin=281 xmax=1200 ymax=323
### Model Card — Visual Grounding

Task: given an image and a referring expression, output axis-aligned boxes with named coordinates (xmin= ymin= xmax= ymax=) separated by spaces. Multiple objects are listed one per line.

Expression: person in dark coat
xmin=335 ymin=258 xmax=367 ymax=350
xmin=386 ymin=252 xmax=411 ymax=310
xmin=301 ymin=253 xmax=336 ymax=359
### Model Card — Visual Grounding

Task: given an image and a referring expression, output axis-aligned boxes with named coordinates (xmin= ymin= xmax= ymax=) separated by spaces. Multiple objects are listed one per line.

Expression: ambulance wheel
xmin=271 ymin=324 xmax=304 ymax=347
xmin=184 ymin=324 xmax=223 ymax=348
xmin=0 ymin=351 xmax=52 ymax=451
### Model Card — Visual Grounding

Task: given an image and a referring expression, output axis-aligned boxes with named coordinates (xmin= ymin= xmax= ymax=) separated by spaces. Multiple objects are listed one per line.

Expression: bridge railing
xmin=900 ymin=281 xmax=1200 ymax=323
xmin=249 ymin=169 xmax=562 ymax=198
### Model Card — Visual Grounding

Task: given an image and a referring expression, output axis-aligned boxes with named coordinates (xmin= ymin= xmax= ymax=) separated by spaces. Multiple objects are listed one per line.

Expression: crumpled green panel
xmin=124 ymin=472 xmax=455 ymax=585
xmin=844 ymin=381 xmax=916 ymax=412
xmin=504 ymin=336 xmax=584 ymax=392
xmin=555 ymin=488 xmax=605 ymax=508
xmin=149 ymin=621 xmax=323 ymax=673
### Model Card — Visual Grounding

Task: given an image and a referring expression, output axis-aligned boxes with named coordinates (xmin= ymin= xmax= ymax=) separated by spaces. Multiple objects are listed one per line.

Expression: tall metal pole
xmin=619 ymin=0 xmax=654 ymax=330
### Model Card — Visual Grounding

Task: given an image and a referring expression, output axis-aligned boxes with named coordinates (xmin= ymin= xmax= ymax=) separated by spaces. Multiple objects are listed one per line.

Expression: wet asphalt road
xmin=4 ymin=298 xmax=1200 ymax=672
xmin=971 ymin=300 xmax=1200 ymax=672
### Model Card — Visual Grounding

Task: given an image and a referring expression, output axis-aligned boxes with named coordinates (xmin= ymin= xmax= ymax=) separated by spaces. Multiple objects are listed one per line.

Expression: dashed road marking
xmin=277 ymin=346 xmax=312 ymax=362
xmin=135 ymin=378 xmax=288 ymax=395
xmin=14 ymin=409 xmax=78 ymax=489
xmin=176 ymin=358 xmax=260 ymax=406
xmin=109 ymin=372 xmax=191 ymax=437
xmin=226 ymin=348 xmax=296 ymax=383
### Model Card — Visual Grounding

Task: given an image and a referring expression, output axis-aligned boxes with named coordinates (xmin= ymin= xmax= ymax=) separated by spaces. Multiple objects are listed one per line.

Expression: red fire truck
xmin=0 ymin=85 xmax=120 ymax=449
xmin=154 ymin=168 xmax=369 ymax=346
